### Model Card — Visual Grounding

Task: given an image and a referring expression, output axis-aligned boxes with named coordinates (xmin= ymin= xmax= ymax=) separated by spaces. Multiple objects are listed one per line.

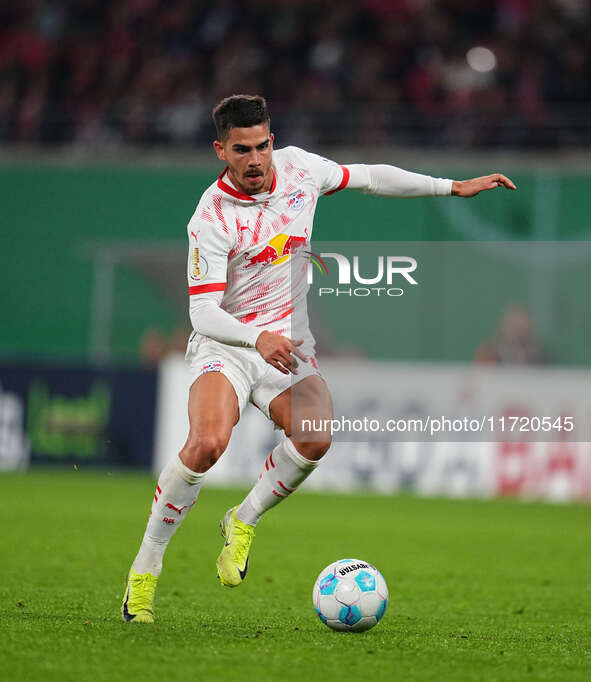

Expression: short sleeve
xmin=290 ymin=146 xmax=350 ymax=196
xmin=187 ymin=212 xmax=232 ymax=296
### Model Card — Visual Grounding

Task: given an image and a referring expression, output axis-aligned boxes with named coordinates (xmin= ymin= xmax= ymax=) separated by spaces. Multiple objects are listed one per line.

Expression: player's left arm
xmin=450 ymin=174 xmax=517 ymax=197
xmin=345 ymin=164 xmax=516 ymax=198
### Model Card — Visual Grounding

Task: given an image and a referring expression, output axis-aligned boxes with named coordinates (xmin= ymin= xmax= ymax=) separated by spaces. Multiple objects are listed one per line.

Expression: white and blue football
xmin=312 ymin=558 xmax=388 ymax=632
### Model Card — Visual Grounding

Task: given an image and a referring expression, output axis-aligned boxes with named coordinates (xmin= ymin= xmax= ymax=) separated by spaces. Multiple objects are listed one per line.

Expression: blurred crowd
xmin=475 ymin=304 xmax=546 ymax=364
xmin=139 ymin=326 xmax=190 ymax=366
xmin=1 ymin=0 xmax=590 ymax=149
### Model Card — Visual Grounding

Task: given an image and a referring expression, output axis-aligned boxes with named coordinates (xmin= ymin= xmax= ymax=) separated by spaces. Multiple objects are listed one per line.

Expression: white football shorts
xmin=187 ymin=336 xmax=324 ymax=420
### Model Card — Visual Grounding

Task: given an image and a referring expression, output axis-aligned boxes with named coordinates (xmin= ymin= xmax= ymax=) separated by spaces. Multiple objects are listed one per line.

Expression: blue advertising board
xmin=0 ymin=364 xmax=157 ymax=469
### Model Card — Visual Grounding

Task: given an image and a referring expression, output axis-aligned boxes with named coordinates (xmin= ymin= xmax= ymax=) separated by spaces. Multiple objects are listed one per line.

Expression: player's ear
xmin=213 ymin=140 xmax=225 ymax=162
xmin=269 ymin=132 xmax=274 ymax=147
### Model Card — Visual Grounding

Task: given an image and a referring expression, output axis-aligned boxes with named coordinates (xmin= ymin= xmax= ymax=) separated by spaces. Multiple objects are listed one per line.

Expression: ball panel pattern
xmin=312 ymin=559 xmax=389 ymax=633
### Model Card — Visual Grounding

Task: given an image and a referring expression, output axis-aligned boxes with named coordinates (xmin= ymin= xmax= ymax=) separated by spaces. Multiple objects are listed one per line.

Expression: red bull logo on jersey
xmin=244 ymin=233 xmax=308 ymax=269
xmin=287 ymin=189 xmax=306 ymax=211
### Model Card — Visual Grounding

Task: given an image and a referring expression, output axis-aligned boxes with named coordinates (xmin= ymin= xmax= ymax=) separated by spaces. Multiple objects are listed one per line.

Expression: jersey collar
xmin=217 ymin=167 xmax=277 ymax=202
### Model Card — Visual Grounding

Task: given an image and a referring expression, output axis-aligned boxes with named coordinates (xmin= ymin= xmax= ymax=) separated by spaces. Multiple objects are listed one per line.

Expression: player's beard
xmin=227 ymin=163 xmax=271 ymax=195
xmin=242 ymin=170 xmax=266 ymax=193
xmin=243 ymin=172 xmax=264 ymax=192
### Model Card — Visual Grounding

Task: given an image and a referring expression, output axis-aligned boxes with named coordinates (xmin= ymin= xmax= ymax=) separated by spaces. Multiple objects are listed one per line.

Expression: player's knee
xmin=292 ymin=439 xmax=332 ymax=461
xmin=180 ymin=432 xmax=228 ymax=472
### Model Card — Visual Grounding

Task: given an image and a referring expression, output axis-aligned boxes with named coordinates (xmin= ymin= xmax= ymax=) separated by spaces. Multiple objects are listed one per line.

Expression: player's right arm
xmin=187 ymin=215 xmax=306 ymax=374
xmin=254 ymin=331 xmax=307 ymax=375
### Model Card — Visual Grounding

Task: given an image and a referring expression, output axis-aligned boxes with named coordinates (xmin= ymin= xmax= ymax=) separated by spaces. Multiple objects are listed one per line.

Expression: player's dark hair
xmin=212 ymin=95 xmax=270 ymax=141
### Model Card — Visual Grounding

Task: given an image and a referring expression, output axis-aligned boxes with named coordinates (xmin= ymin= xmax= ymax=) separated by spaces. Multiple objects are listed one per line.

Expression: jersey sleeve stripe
xmin=189 ymin=282 xmax=226 ymax=295
xmin=324 ymin=165 xmax=350 ymax=196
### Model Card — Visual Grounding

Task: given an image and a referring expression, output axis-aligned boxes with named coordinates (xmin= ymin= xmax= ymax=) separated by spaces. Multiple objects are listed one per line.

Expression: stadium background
xmin=2 ymin=2 xmax=591 ymax=681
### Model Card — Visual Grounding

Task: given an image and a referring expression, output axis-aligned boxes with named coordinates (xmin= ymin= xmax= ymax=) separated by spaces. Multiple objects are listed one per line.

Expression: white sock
xmin=132 ymin=455 xmax=205 ymax=576
xmin=235 ymin=438 xmax=319 ymax=526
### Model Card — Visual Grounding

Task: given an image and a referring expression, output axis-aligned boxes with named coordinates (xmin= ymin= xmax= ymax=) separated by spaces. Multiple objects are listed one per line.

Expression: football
xmin=312 ymin=558 xmax=388 ymax=632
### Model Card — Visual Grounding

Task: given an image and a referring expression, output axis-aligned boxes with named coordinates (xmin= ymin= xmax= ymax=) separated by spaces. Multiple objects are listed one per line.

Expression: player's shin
xmin=132 ymin=455 xmax=205 ymax=576
xmin=235 ymin=438 xmax=320 ymax=526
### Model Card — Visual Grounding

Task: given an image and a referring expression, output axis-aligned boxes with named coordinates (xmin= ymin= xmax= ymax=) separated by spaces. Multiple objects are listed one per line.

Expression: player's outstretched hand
xmin=452 ymin=174 xmax=517 ymax=198
xmin=255 ymin=331 xmax=308 ymax=375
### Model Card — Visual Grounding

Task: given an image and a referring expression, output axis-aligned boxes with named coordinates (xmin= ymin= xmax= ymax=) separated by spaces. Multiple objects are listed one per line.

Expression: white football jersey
xmin=186 ymin=146 xmax=349 ymax=355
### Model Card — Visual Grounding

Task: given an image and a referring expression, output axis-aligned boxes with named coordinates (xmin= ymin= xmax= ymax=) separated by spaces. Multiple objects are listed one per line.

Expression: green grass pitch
xmin=1 ymin=470 xmax=591 ymax=682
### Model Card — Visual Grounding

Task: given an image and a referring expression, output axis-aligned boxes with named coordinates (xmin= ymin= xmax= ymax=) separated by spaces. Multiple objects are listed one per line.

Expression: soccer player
xmin=121 ymin=95 xmax=516 ymax=622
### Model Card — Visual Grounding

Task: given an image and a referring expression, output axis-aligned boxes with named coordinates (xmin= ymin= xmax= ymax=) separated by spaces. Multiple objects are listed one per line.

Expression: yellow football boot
xmin=121 ymin=568 xmax=158 ymax=623
xmin=216 ymin=507 xmax=255 ymax=587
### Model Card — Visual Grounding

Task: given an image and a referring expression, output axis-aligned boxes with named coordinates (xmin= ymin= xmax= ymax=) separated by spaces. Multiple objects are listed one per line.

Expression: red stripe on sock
xmin=269 ymin=451 xmax=275 ymax=468
xmin=277 ymin=480 xmax=294 ymax=494
xmin=272 ymin=489 xmax=286 ymax=499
